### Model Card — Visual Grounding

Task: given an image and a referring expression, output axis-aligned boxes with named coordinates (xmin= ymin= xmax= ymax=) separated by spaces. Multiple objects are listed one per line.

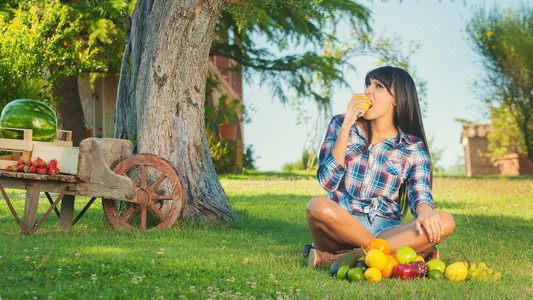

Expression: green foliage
xmin=485 ymin=106 xmax=526 ymax=159
xmin=214 ymin=0 xmax=372 ymax=108
xmin=0 ymin=176 xmax=532 ymax=298
xmin=282 ymin=149 xmax=318 ymax=173
xmin=466 ymin=4 xmax=533 ymax=160
xmin=66 ymin=0 xmax=136 ymax=72
xmin=0 ymin=0 xmax=100 ymax=109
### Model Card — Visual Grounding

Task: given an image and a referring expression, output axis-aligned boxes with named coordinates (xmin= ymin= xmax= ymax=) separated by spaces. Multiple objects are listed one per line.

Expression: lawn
xmin=0 ymin=173 xmax=532 ymax=299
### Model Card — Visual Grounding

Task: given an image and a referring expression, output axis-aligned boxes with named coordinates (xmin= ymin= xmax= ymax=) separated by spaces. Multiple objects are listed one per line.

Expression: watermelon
xmin=0 ymin=99 xmax=57 ymax=142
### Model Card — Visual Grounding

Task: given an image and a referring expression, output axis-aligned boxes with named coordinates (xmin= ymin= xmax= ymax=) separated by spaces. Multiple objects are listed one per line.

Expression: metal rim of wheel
xmin=102 ymin=154 xmax=184 ymax=231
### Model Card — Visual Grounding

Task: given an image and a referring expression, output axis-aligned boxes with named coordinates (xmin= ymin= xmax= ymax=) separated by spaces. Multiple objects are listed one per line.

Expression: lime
xmin=426 ymin=259 xmax=446 ymax=273
xmin=347 ymin=267 xmax=364 ymax=282
xmin=337 ymin=265 xmax=350 ymax=280
xmin=427 ymin=269 xmax=444 ymax=280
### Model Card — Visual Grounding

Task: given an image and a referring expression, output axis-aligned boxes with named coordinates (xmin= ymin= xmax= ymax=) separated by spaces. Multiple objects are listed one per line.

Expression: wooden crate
xmin=0 ymin=127 xmax=74 ymax=170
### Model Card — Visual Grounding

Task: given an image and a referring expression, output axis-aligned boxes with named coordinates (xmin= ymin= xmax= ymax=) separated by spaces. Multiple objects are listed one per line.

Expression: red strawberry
xmin=37 ymin=168 xmax=48 ymax=175
xmin=23 ymin=165 xmax=32 ymax=173
xmin=33 ymin=158 xmax=44 ymax=167
xmin=48 ymin=159 xmax=58 ymax=168
xmin=38 ymin=161 xmax=48 ymax=168
xmin=17 ymin=159 xmax=25 ymax=166
xmin=48 ymin=167 xmax=59 ymax=175
xmin=29 ymin=165 xmax=37 ymax=173
xmin=11 ymin=166 xmax=20 ymax=172
xmin=6 ymin=165 xmax=13 ymax=172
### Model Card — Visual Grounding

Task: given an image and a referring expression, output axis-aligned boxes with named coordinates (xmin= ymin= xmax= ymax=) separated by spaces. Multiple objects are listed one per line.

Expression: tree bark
xmin=53 ymin=75 xmax=85 ymax=146
xmin=115 ymin=0 xmax=237 ymax=222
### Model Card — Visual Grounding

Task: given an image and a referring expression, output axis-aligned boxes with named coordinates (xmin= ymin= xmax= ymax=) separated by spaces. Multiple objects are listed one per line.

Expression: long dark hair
xmin=364 ymin=66 xmax=432 ymax=216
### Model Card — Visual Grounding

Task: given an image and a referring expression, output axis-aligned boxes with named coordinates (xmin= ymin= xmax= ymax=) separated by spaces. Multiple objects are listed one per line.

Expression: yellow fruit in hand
xmin=445 ymin=262 xmax=468 ymax=281
xmin=355 ymin=96 xmax=371 ymax=112
xmin=364 ymin=267 xmax=382 ymax=283
xmin=365 ymin=249 xmax=387 ymax=271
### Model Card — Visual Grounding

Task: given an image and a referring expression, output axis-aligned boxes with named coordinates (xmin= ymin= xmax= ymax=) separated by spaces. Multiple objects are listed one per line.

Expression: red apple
xmin=410 ymin=261 xmax=428 ymax=278
xmin=394 ymin=264 xmax=414 ymax=280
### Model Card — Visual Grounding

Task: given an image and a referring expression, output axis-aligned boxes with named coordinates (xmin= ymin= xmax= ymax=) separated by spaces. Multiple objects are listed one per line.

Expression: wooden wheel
xmin=102 ymin=154 xmax=184 ymax=231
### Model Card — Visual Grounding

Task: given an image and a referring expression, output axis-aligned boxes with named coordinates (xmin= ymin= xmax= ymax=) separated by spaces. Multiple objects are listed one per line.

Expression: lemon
xmin=364 ymin=267 xmax=382 ymax=283
xmin=365 ymin=249 xmax=387 ymax=270
xmin=356 ymin=96 xmax=371 ymax=111
xmin=445 ymin=262 xmax=468 ymax=281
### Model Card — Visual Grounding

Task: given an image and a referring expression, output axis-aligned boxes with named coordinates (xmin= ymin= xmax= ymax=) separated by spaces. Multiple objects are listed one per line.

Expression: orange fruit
xmin=380 ymin=255 xmax=398 ymax=278
xmin=366 ymin=239 xmax=390 ymax=255
xmin=364 ymin=249 xmax=387 ymax=270
xmin=364 ymin=267 xmax=382 ymax=283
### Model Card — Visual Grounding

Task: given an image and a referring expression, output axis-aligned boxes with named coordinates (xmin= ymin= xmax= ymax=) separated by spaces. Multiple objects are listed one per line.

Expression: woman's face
xmin=363 ymin=78 xmax=395 ymax=121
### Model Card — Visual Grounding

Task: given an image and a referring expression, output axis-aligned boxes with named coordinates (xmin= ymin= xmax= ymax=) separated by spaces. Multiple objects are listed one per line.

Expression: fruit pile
xmin=4 ymin=158 xmax=60 ymax=175
xmin=332 ymin=239 xmax=501 ymax=283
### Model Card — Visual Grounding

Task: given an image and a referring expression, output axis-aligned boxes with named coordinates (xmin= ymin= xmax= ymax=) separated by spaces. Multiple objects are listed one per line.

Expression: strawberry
xmin=38 ymin=161 xmax=48 ymax=168
xmin=29 ymin=165 xmax=37 ymax=173
xmin=37 ymin=168 xmax=48 ymax=175
xmin=5 ymin=165 xmax=13 ymax=172
xmin=23 ymin=165 xmax=32 ymax=173
xmin=17 ymin=159 xmax=25 ymax=166
xmin=48 ymin=167 xmax=59 ymax=175
xmin=10 ymin=166 xmax=20 ymax=172
xmin=48 ymin=159 xmax=58 ymax=168
xmin=33 ymin=158 xmax=44 ymax=167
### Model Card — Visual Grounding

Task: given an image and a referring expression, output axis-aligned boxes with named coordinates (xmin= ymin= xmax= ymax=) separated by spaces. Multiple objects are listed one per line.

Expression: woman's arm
xmin=332 ymin=93 xmax=370 ymax=165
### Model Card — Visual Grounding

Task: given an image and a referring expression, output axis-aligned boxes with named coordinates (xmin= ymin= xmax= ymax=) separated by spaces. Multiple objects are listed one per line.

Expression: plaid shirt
xmin=317 ymin=114 xmax=434 ymax=222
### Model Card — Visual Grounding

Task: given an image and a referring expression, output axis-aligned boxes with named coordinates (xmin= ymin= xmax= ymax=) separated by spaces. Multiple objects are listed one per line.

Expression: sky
xmin=242 ymin=0 xmax=530 ymax=172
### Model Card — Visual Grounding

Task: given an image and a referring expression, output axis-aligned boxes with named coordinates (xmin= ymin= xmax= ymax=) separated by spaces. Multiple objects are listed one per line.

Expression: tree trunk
xmin=114 ymin=0 xmax=237 ymax=222
xmin=53 ymin=75 xmax=85 ymax=146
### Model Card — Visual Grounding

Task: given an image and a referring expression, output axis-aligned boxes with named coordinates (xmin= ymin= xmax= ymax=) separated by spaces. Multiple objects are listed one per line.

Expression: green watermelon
xmin=0 ymin=99 xmax=57 ymax=142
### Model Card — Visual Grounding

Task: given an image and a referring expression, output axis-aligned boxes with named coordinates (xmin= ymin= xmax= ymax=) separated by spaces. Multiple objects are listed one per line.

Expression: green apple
xmin=395 ymin=246 xmax=417 ymax=264
xmin=426 ymin=259 xmax=446 ymax=273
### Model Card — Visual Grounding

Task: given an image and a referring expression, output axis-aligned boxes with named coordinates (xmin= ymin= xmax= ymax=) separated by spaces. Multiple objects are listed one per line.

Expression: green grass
xmin=0 ymin=174 xmax=532 ymax=299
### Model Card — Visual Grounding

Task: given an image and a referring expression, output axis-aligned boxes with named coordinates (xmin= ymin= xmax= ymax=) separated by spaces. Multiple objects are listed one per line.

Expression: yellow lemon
xmin=364 ymin=267 xmax=382 ymax=283
xmin=356 ymin=96 xmax=371 ymax=111
xmin=365 ymin=249 xmax=387 ymax=271
xmin=445 ymin=262 xmax=468 ymax=282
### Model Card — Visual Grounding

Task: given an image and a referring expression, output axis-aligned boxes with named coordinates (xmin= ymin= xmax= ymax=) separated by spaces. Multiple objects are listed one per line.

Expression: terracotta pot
xmin=217 ymin=123 xmax=238 ymax=141
xmin=85 ymin=128 xmax=93 ymax=138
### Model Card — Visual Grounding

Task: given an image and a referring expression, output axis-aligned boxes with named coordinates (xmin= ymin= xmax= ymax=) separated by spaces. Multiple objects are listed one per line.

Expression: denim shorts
xmin=352 ymin=213 xmax=402 ymax=237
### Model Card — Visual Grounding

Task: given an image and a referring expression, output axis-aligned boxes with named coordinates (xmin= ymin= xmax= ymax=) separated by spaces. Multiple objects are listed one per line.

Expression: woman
xmin=305 ymin=66 xmax=455 ymax=268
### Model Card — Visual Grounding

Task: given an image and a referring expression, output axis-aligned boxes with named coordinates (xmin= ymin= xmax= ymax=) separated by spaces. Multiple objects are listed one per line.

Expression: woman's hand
xmin=415 ymin=203 xmax=443 ymax=243
xmin=342 ymin=93 xmax=372 ymax=129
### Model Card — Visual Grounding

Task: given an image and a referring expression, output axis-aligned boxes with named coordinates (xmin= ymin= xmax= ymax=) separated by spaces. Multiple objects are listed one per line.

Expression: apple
xmin=395 ymin=246 xmax=417 ymax=264
xmin=394 ymin=264 xmax=414 ymax=280
xmin=410 ymin=261 xmax=428 ymax=278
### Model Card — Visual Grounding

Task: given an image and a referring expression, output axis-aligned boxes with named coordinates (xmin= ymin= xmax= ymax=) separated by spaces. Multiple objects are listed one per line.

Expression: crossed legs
xmin=306 ymin=195 xmax=455 ymax=254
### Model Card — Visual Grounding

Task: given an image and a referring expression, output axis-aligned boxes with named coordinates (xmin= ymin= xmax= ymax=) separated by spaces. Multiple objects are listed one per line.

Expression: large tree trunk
xmin=114 ymin=0 xmax=237 ymax=222
xmin=53 ymin=75 xmax=85 ymax=146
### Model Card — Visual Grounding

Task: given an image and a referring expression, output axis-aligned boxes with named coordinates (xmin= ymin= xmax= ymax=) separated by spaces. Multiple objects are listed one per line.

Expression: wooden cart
xmin=0 ymin=135 xmax=185 ymax=234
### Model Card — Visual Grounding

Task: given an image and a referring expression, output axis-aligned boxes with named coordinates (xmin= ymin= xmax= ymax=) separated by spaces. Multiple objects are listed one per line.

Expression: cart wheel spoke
xmin=120 ymin=206 xmax=136 ymax=222
xmin=140 ymin=207 xmax=147 ymax=231
xmin=148 ymin=174 xmax=167 ymax=193
xmin=148 ymin=203 xmax=166 ymax=221
xmin=152 ymin=194 xmax=174 ymax=201
xmin=140 ymin=165 xmax=147 ymax=188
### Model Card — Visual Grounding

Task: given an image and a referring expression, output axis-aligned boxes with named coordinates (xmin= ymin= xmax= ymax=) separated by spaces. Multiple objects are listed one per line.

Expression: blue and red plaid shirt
xmin=317 ymin=114 xmax=434 ymax=222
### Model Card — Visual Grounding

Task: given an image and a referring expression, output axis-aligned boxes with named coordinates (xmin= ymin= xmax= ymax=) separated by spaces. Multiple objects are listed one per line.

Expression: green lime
xmin=347 ymin=267 xmax=364 ymax=282
xmin=426 ymin=259 xmax=446 ymax=273
xmin=355 ymin=259 xmax=368 ymax=272
xmin=427 ymin=269 xmax=444 ymax=280
xmin=337 ymin=265 xmax=350 ymax=280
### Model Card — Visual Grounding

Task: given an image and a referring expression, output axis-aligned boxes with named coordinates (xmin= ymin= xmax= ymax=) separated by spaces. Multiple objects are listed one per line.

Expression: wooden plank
xmin=72 ymin=183 xmax=135 ymax=202
xmin=22 ymin=181 xmax=41 ymax=230
xmin=58 ymin=194 xmax=75 ymax=230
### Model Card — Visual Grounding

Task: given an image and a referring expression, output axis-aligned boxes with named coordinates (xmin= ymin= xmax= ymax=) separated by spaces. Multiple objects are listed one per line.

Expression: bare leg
xmin=307 ymin=195 xmax=375 ymax=253
xmin=378 ymin=211 xmax=455 ymax=254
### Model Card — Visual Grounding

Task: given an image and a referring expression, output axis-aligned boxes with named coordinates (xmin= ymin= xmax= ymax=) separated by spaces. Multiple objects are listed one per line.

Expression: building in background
xmin=461 ymin=123 xmax=533 ymax=176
